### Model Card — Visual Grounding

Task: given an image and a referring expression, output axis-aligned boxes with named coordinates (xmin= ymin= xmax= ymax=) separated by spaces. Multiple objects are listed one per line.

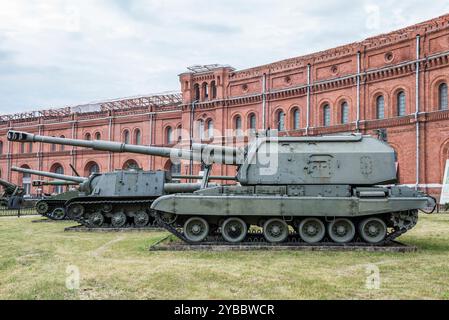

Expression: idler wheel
xmin=111 ymin=212 xmax=127 ymax=228
xmin=263 ymin=219 xmax=288 ymax=243
xmin=359 ymin=218 xmax=387 ymax=244
xmin=68 ymin=204 xmax=85 ymax=219
xmin=160 ymin=212 xmax=177 ymax=225
xmin=88 ymin=212 xmax=105 ymax=228
xmin=184 ymin=217 xmax=209 ymax=243
xmin=51 ymin=208 xmax=66 ymax=221
xmin=222 ymin=218 xmax=248 ymax=243
xmin=36 ymin=201 xmax=49 ymax=215
xmin=299 ymin=218 xmax=325 ymax=244
xmin=134 ymin=211 xmax=150 ymax=228
xmin=328 ymin=218 xmax=355 ymax=243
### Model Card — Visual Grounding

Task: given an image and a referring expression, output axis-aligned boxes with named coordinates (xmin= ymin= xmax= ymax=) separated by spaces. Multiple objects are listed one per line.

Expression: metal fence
xmin=0 ymin=206 xmax=37 ymax=217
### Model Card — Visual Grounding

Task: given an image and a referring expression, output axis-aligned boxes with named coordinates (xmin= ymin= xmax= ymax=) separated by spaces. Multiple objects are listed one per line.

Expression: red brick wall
xmin=2 ymin=14 xmax=449 ymax=199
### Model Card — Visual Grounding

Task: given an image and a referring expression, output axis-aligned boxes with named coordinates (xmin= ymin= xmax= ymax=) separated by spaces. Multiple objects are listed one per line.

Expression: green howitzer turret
xmin=8 ymin=130 xmax=436 ymax=244
xmin=0 ymin=177 xmax=26 ymax=209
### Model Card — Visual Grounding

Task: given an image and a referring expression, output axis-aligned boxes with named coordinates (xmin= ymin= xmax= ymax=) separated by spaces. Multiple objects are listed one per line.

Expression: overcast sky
xmin=0 ymin=0 xmax=448 ymax=113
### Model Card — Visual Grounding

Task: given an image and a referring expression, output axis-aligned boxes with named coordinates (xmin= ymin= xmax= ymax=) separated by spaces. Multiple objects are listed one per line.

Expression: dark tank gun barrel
xmin=7 ymin=130 xmax=243 ymax=166
xmin=11 ymin=166 xmax=87 ymax=184
xmin=8 ymin=130 xmax=195 ymax=161
xmin=172 ymin=175 xmax=237 ymax=181
xmin=32 ymin=180 xmax=79 ymax=187
xmin=0 ymin=178 xmax=19 ymax=194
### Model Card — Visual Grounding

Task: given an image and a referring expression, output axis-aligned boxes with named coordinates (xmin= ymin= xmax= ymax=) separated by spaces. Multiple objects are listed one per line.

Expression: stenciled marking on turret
xmin=360 ymin=156 xmax=373 ymax=176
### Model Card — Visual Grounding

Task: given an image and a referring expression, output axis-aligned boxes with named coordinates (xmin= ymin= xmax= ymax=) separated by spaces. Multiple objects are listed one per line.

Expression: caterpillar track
xmin=151 ymin=210 xmax=420 ymax=246
xmin=65 ymin=198 xmax=160 ymax=229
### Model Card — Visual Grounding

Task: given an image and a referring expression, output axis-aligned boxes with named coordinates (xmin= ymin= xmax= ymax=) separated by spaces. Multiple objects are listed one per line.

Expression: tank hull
xmin=151 ymin=185 xmax=435 ymax=245
xmin=151 ymin=195 xmax=429 ymax=217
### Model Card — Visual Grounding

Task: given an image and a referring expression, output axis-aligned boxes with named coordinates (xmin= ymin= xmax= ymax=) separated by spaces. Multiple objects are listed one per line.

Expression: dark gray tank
xmin=7 ymin=130 xmax=436 ymax=244
xmin=10 ymin=162 xmax=218 ymax=228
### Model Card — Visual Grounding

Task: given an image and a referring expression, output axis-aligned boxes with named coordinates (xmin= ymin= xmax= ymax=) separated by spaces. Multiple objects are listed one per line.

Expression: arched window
xmin=194 ymin=84 xmax=200 ymax=101
xmin=341 ymin=102 xmax=349 ymax=124
xmin=202 ymin=82 xmax=209 ymax=101
xmin=170 ymin=162 xmax=181 ymax=175
xmin=439 ymin=83 xmax=448 ymax=110
xmin=52 ymin=164 xmax=64 ymax=194
xmin=123 ymin=130 xmax=130 ymax=144
xmin=60 ymin=136 xmax=65 ymax=151
xmin=210 ymin=81 xmax=217 ymax=100
xmin=85 ymin=133 xmax=91 ymax=141
xmin=292 ymin=108 xmax=300 ymax=130
xmin=397 ymin=91 xmax=406 ymax=116
xmin=20 ymin=165 xmax=31 ymax=196
xmin=85 ymin=162 xmax=100 ymax=176
xmin=323 ymin=105 xmax=331 ymax=126
xmin=376 ymin=96 xmax=385 ymax=119
xmin=277 ymin=111 xmax=285 ymax=131
xmin=95 ymin=132 xmax=101 ymax=140
xmin=197 ymin=120 xmax=205 ymax=140
xmin=51 ymin=137 xmax=57 ymax=152
xmin=134 ymin=129 xmax=141 ymax=145
xmin=176 ymin=126 xmax=182 ymax=142
xmin=235 ymin=116 xmax=242 ymax=135
xmin=249 ymin=113 xmax=257 ymax=130
xmin=20 ymin=143 xmax=25 ymax=154
xmin=123 ymin=160 xmax=139 ymax=170
xmin=28 ymin=142 xmax=33 ymax=153
xmin=207 ymin=120 xmax=214 ymax=139
xmin=166 ymin=127 xmax=173 ymax=144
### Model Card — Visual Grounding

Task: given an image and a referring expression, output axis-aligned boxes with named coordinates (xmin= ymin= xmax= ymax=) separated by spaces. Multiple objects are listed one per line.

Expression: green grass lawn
xmin=1 ymin=214 xmax=449 ymax=300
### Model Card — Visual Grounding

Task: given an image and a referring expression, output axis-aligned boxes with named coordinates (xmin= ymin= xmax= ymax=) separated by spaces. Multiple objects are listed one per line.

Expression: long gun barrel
xmin=32 ymin=180 xmax=79 ymax=187
xmin=172 ymin=175 xmax=237 ymax=181
xmin=7 ymin=130 xmax=243 ymax=165
xmin=11 ymin=166 xmax=87 ymax=184
xmin=0 ymin=178 xmax=18 ymax=190
xmin=0 ymin=178 xmax=20 ymax=195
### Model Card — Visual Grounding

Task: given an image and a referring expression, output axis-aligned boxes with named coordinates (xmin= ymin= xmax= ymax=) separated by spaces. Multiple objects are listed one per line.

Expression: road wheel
xmin=263 ymin=219 xmax=289 ymax=243
xmin=299 ymin=218 xmax=325 ymax=244
xmin=327 ymin=218 xmax=355 ymax=243
xmin=359 ymin=218 xmax=387 ymax=244
xmin=88 ymin=212 xmax=105 ymax=228
xmin=111 ymin=212 xmax=127 ymax=228
xmin=222 ymin=218 xmax=248 ymax=243
xmin=184 ymin=217 xmax=209 ymax=243
xmin=51 ymin=208 xmax=66 ymax=221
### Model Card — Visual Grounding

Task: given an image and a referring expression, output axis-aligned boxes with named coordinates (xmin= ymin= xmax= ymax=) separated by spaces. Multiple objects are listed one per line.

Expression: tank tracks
xmin=151 ymin=210 xmax=419 ymax=247
xmin=36 ymin=200 xmax=70 ymax=221
xmin=66 ymin=199 xmax=160 ymax=229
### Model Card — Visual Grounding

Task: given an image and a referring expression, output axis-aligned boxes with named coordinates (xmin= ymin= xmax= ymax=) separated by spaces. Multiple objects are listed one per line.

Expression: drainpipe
xmin=6 ymin=122 xmax=11 ymax=181
xmin=108 ymin=116 xmax=113 ymax=171
xmin=148 ymin=113 xmax=154 ymax=170
xmin=38 ymin=124 xmax=43 ymax=171
xmin=190 ymin=100 xmax=199 ymax=178
xmin=356 ymin=51 xmax=361 ymax=132
xmin=415 ymin=34 xmax=421 ymax=190
xmin=262 ymin=73 xmax=267 ymax=130
xmin=306 ymin=64 xmax=311 ymax=135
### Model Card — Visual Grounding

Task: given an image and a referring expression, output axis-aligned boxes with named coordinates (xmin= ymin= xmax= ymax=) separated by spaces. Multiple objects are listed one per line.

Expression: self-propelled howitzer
xmin=12 ymin=167 xmax=86 ymax=220
xmin=9 ymin=156 xmax=219 ymax=228
xmin=8 ymin=130 xmax=435 ymax=244
xmin=0 ymin=178 xmax=26 ymax=209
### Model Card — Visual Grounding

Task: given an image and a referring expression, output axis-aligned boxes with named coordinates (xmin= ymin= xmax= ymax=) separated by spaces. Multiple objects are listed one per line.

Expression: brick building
xmin=2 ymin=14 xmax=449 ymax=199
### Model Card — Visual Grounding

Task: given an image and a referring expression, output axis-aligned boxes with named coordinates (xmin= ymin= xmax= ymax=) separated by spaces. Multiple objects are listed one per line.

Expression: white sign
xmin=440 ymin=160 xmax=449 ymax=205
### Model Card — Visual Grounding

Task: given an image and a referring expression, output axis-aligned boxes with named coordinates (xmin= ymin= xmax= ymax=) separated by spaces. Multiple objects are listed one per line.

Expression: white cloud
xmin=0 ymin=0 xmax=447 ymax=112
